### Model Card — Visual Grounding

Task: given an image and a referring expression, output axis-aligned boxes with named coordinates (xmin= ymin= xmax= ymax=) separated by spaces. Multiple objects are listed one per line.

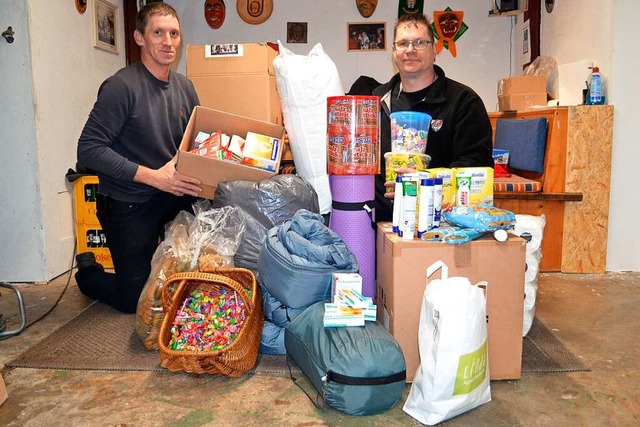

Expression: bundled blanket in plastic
xmin=258 ymin=209 xmax=358 ymax=309
xmin=211 ymin=175 xmax=320 ymax=273
xmin=273 ymin=42 xmax=345 ymax=214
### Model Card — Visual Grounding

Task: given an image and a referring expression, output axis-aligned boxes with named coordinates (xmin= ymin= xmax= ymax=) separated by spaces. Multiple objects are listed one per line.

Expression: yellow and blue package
xmin=419 ymin=224 xmax=487 ymax=244
xmin=443 ymin=204 xmax=515 ymax=231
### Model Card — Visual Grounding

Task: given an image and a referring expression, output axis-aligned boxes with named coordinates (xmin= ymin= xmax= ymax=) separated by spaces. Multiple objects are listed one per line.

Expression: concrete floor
xmin=0 ymin=271 xmax=638 ymax=426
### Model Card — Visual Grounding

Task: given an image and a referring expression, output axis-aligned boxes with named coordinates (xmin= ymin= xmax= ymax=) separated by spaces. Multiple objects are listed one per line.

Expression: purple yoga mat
xmin=328 ymin=175 xmax=376 ymax=299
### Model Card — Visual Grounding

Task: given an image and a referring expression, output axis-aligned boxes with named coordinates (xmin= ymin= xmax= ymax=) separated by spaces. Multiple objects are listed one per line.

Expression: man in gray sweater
xmin=75 ymin=3 xmax=202 ymax=313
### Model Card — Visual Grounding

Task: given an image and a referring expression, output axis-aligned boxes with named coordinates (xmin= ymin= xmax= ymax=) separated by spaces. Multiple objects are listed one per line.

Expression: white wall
xmin=0 ymin=0 xmax=126 ymax=282
xmin=0 ymin=0 xmax=43 ymax=281
xmin=169 ymin=0 xmax=513 ymax=112
xmin=539 ymin=0 xmax=639 ymax=271
xmin=608 ymin=0 xmax=640 ymax=271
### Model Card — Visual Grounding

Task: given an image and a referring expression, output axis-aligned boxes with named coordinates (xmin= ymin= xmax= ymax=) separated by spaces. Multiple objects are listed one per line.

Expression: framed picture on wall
xmin=347 ymin=22 xmax=386 ymax=51
xmin=93 ymin=0 xmax=119 ymax=54
xmin=287 ymin=22 xmax=308 ymax=44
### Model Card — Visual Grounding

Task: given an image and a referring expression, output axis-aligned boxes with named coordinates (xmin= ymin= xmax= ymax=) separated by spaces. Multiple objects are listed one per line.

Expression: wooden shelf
xmin=488 ymin=9 xmax=522 ymax=17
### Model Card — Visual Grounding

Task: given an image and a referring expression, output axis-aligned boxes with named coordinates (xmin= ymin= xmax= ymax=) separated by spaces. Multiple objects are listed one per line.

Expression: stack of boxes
xmin=186 ymin=43 xmax=282 ymax=125
xmin=73 ymin=176 xmax=113 ymax=268
xmin=177 ymin=43 xmax=288 ymax=199
xmin=323 ymin=273 xmax=377 ymax=327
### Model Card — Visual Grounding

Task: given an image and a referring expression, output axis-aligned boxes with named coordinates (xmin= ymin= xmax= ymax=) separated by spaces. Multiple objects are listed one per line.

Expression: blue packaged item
xmin=443 ymin=204 xmax=515 ymax=231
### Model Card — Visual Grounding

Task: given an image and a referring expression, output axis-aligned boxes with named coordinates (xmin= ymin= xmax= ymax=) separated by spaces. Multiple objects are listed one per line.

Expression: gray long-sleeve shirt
xmin=77 ymin=61 xmax=199 ymax=203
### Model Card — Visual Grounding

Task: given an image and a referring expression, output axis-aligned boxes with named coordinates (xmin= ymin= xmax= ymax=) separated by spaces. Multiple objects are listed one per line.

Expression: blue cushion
xmin=494 ymin=117 xmax=548 ymax=174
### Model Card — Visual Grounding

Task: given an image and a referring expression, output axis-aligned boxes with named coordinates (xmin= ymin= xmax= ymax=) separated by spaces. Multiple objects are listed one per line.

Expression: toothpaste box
xmin=338 ymin=288 xmax=370 ymax=309
xmin=241 ymin=131 xmax=280 ymax=172
xmin=331 ymin=273 xmax=362 ymax=303
xmin=454 ymin=167 xmax=494 ymax=206
xmin=323 ymin=303 xmax=365 ymax=327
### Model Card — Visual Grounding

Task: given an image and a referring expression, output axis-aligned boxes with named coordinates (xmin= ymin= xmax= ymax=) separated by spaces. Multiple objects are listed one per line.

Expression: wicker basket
xmin=157 ymin=268 xmax=263 ymax=377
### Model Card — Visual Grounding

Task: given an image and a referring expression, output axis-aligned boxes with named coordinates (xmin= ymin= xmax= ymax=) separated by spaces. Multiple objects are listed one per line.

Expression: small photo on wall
xmin=347 ymin=22 xmax=386 ymax=51
xmin=287 ymin=22 xmax=308 ymax=44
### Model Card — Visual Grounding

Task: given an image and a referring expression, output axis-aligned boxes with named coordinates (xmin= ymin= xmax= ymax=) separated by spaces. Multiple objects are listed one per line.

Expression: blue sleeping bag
xmin=257 ymin=209 xmax=359 ymax=309
xmin=285 ymin=301 xmax=406 ymax=415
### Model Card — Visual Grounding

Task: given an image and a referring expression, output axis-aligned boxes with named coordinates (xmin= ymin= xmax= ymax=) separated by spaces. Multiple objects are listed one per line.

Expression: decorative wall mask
xmin=398 ymin=0 xmax=424 ymax=17
xmin=237 ymin=0 xmax=273 ymax=25
xmin=75 ymin=0 xmax=87 ymax=14
xmin=205 ymin=0 xmax=226 ymax=29
xmin=355 ymin=0 xmax=378 ymax=18
xmin=432 ymin=8 xmax=467 ymax=58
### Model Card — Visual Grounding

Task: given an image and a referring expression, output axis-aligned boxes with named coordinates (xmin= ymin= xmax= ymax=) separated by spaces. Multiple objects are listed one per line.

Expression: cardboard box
xmin=376 ymin=222 xmax=526 ymax=381
xmin=498 ymin=75 xmax=547 ymax=95
xmin=177 ymin=106 xmax=286 ymax=199
xmin=497 ymin=75 xmax=547 ymax=111
xmin=498 ymin=93 xmax=548 ymax=111
xmin=454 ymin=167 xmax=494 ymax=205
xmin=187 ymin=44 xmax=283 ymax=124
xmin=0 ymin=372 xmax=7 ymax=406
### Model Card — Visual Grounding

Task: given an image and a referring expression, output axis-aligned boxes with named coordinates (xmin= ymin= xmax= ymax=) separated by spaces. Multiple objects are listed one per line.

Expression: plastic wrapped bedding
xmin=211 ymin=175 xmax=320 ymax=273
xmin=273 ymin=42 xmax=345 ymax=214
xmin=257 ymin=209 xmax=359 ymax=309
xmin=211 ymin=175 xmax=320 ymax=229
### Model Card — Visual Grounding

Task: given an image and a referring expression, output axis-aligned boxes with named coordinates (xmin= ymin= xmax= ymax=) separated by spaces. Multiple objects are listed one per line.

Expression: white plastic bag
xmin=272 ymin=41 xmax=344 ymax=214
xmin=403 ymin=261 xmax=491 ymax=425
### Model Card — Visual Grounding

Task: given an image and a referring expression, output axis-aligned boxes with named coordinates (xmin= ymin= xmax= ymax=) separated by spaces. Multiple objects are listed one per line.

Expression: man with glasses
xmin=372 ymin=13 xmax=493 ymax=222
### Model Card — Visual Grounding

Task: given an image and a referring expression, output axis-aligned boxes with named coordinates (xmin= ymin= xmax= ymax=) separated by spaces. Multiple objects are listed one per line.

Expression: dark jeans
xmin=75 ymin=192 xmax=197 ymax=313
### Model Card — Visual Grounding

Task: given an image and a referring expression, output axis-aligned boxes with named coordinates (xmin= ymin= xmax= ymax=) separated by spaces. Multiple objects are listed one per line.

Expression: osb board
xmin=562 ymin=105 xmax=614 ymax=273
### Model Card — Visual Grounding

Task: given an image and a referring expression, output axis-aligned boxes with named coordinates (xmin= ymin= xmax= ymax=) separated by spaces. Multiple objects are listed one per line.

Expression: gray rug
xmin=6 ymin=302 xmax=588 ymax=375
xmin=522 ymin=318 xmax=590 ymax=373
xmin=6 ymin=302 xmax=300 ymax=375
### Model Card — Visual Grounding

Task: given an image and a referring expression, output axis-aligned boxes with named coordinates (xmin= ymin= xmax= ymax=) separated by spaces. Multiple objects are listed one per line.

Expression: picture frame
xmin=347 ymin=21 xmax=386 ymax=51
xmin=287 ymin=22 xmax=308 ymax=44
xmin=93 ymin=0 xmax=119 ymax=54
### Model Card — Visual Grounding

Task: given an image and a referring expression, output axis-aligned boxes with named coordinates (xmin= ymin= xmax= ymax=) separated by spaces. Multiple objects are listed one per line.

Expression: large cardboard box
xmin=177 ymin=106 xmax=286 ymax=199
xmin=187 ymin=44 xmax=283 ymax=124
xmin=376 ymin=222 xmax=526 ymax=381
xmin=497 ymin=75 xmax=547 ymax=111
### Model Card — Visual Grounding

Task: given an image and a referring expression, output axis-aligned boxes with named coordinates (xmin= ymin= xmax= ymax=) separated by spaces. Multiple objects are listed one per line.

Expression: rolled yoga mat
xmin=328 ymin=174 xmax=376 ymax=298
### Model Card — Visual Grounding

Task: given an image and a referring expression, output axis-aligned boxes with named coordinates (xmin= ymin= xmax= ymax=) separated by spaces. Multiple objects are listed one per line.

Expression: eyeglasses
xmin=393 ymin=39 xmax=433 ymax=51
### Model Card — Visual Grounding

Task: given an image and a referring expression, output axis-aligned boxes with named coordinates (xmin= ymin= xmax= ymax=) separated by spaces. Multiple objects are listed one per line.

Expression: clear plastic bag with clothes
xmin=135 ymin=205 xmax=246 ymax=350
xmin=188 ymin=205 xmax=246 ymax=271
xmin=524 ymin=56 xmax=558 ymax=99
xmin=135 ymin=210 xmax=195 ymax=350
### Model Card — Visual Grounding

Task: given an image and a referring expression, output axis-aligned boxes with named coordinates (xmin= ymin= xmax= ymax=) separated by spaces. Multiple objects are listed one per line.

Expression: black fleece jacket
xmin=372 ymin=65 xmax=494 ymax=221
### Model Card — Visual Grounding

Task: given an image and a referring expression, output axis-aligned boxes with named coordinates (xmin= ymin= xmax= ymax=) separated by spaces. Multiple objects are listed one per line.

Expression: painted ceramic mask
xmin=205 ymin=0 xmax=225 ymax=29
xmin=356 ymin=0 xmax=378 ymax=18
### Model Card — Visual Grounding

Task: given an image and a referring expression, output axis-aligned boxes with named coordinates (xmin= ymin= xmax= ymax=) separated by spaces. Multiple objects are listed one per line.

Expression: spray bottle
xmin=587 ymin=66 xmax=604 ymax=105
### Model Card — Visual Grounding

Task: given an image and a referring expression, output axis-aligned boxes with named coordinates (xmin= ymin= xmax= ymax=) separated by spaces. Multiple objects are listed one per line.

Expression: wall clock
xmin=545 ymin=0 xmax=555 ymax=13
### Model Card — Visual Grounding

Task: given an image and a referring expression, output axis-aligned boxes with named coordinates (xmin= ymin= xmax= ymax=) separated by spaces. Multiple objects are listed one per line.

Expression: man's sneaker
xmin=76 ymin=251 xmax=101 ymax=270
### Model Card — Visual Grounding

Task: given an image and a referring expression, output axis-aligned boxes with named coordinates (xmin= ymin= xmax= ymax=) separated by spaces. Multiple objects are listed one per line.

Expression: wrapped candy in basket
xmin=157 ymin=268 xmax=263 ymax=377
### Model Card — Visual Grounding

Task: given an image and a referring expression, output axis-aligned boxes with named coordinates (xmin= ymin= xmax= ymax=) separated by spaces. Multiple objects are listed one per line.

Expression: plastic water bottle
xmin=588 ymin=67 xmax=603 ymax=105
